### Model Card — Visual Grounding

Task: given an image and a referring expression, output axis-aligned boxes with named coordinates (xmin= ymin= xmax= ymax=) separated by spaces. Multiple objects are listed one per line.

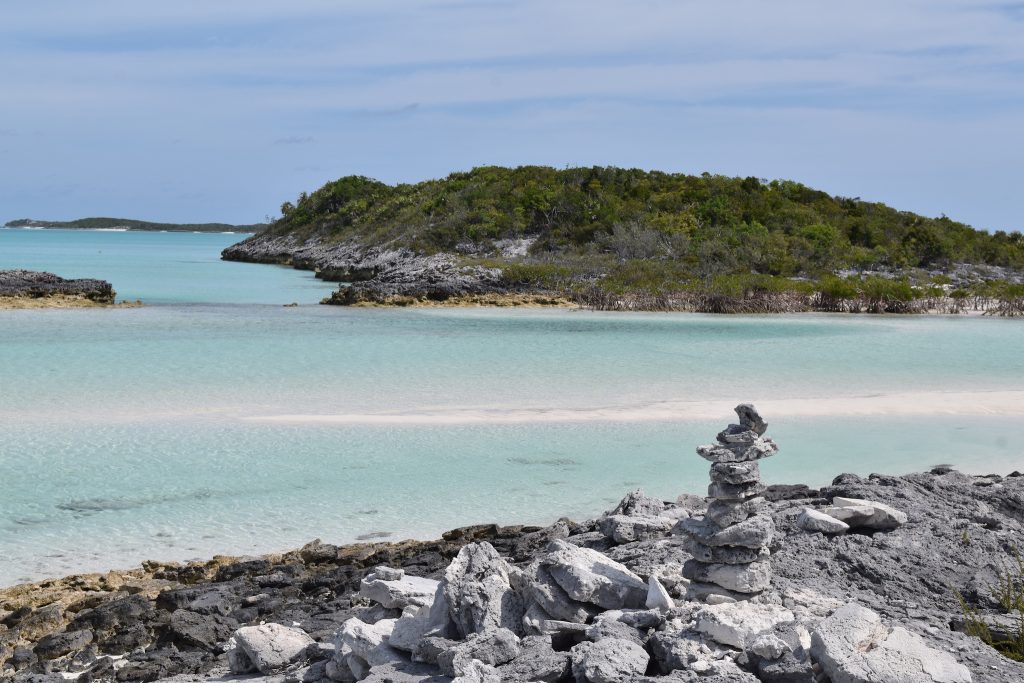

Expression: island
xmin=222 ymin=166 xmax=1024 ymax=314
xmin=0 ymin=406 xmax=1020 ymax=682
xmin=0 ymin=270 xmax=118 ymax=308
xmin=5 ymin=218 xmax=264 ymax=233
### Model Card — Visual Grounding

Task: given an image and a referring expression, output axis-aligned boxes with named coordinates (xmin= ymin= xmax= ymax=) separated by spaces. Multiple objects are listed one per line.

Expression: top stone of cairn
xmin=697 ymin=404 xmax=778 ymax=463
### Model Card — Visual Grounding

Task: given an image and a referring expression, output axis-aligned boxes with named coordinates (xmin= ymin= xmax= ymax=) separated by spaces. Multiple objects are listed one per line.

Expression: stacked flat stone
xmin=678 ymin=404 xmax=778 ymax=596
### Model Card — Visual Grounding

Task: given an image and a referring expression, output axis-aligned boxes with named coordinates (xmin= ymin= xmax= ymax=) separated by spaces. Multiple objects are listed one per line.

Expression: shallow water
xmin=1 ymin=229 xmax=1023 ymax=585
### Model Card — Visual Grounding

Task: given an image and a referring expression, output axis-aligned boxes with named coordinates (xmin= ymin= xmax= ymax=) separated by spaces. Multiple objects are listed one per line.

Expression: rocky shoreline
xmin=220 ymin=234 xmax=1022 ymax=314
xmin=0 ymin=270 xmax=117 ymax=308
xmin=4 ymin=408 xmax=1024 ymax=682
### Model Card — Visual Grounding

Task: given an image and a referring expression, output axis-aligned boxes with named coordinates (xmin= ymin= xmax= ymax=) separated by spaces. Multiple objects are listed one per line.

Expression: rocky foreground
xmin=3 ymin=417 xmax=1024 ymax=682
xmin=0 ymin=270 xmax=116 ymax=307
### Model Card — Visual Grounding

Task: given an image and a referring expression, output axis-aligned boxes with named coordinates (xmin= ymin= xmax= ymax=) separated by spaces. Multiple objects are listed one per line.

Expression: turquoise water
xmin=1 ymin=228 xmax=1023 ymax=585
xmin=0 ymin=228 xmax=335 ymax=304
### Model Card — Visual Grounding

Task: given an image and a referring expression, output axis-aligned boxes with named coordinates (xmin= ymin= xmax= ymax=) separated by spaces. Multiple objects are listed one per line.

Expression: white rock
xmin=543 ymin=539 xmax=647 ymax=610
xmin=443 ymin=542 xmax=525 ymax=637
xmin=451 ymin=658 xmax=501 ymax=683
xmin=797 ymin=508 xmax=850 ymax=534
xmin=750 ymin=632 xmax=791 ymax=660
xmin=683 ymin=559 xmax=772 ymax=594
xmin=336 ymin=617 xmax=404 ymax=669
xmin=645 ymin=575 xmax=674 ymax=611
xmin=225 ymin=623 xmax=315 ymax=674
xmin=810 ymin=603 xmax=971 ymax=683
xmin=359 ymin=568 xmax=440 ymax=609
xmin=694 ymin=602 xmax=795 ymax=649
xmin=830 ymin=497 xmax=908 ymax=530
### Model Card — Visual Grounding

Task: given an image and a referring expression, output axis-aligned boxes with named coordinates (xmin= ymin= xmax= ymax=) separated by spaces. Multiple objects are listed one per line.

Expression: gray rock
xmin=677 ymin=514 xmax=774 ymax=549
xmin=608 ymin=489 xmax=665 ymax=517
xmin=710 ymin=461 xmax=761 ymax=485
xmin=682 ymin=559 xmax=772 ymax=593
xmin=525 ymin=565 xmax=601 ymax=624
xmin=694 ymin=602 xmax=795 ymax=649
xmin=360 ymin=568 xmax=440 ymax=609
xmin=686 ymin=539 xmax=769 ymax=565
xmin=336 ymin=617 xmax=404 ymax=673
xmin=828 ymin=496 xmax=908 ymax=530
xmin=32 ymin=630 xmax=93 ymax=660
xmin=708 ymin=480 xmax=768 ymax=501
xmin=810 ymin=603 xmax=971 ymax=683
xmin=597 ymin=514 xmax=673 ymax=544
xmin=226 ymin=623 xmax=315 ymax=674
xmin=495 ymin=635 xmax=570 ymax=683
xmin=749 ymin=632 xmax=791 ymax=660
xmin=735 ymin=403 xmax=768 ymax=435
xmin=570 ymin=638 xmax=649 ymax=683
xmin=436 ymin=629 xmax=521 ymax=677
xmin=442 ymin=542 xmax=525 ymax=637
xmin=360 ymin=661 xmax=453 ymax=683
xmin=703 ymin=497 xmax=768 ymax=528
xmin=796 ymin=508 xmax=849 ymax=535
xmin=696 ymin=438 xmax=778 ymax=464
xmin=451 ymin=659 xmax=501 ymax=683
xmin=542 ymin=540 xmax=647 ymax=610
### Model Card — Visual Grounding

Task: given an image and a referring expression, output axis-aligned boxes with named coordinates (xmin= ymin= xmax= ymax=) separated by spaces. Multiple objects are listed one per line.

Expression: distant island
xmin=5 ymin=217 xmax=264 ymax=233
xmin=222 ymin=166 xmax=1024 ymax=315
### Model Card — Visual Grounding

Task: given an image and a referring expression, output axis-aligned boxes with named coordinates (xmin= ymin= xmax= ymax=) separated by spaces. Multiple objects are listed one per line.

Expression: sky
xmin=0 ymin=1 xmax=1022 ymax=231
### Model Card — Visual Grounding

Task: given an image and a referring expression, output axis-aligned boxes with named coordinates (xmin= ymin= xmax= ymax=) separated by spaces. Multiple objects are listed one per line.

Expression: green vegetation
xmin=5 ymin=217 xmax=265 ymax=232
xmin=261 ymin=166 xmax=1024 ymax=311
xmin=267 ymin=166 xmax=1023 ymax=269
xmin=958 ymin=549 xmax=1024 ymax=662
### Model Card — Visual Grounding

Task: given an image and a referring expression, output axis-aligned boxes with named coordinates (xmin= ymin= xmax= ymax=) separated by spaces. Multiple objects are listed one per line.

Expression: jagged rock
xmin=570 ymin=637 xmax=649 ymax=683
xmin=495 ymin=634 xmax=570 ymax=682
xmin=646 ymin=576 xmax=674 ymax=611
xmin=677 ymin=514 xmax=774 ymax=549
xmin=696 ymin=438 xmax=779 ymax=463
xmin=685 ymin=556 xmax=771 ymax=594
xmin=686 ymin=540 xmax=769 ymax=565
xmin=443 ymin=543 xmax=525 ymax=637
xmin=755 ymin=651 xmax=814 ymax=683
xmin=225 ymin=623 xmax=315 ymax=674
xmin=525 ymin=565 xmax=601 ymax=624
xmin=649 ymin=630 xmax=729 ymax=674
xmin=336 ymin=617 xmax=404 ymax=676
xmin=541 ymin=540 xmax=647 ymax=610
xmin=810 ymin=603 xmax=971 ymax=683
xmin=413 ymin=636 xmax=459 ymax=666
xmin=436 ymin=629 xmax=520 ymax=677
xmin=710 ymin=461 xmax=761 ymax=485
xmin=360 ymin=661 xmax=453 ymax=682
xmin=708 ymin=480 xmax=768 ymax=501
xmin=796 ymin=508 xmax=849 ymax=534
xmin=608 ymin=489 xmax=666 ymax=517
xmin=32 ymin=630 xmax=93 ymax=660
xmin=451 ymin=659 xmax=501 ymax=683
xmin=749 ymin=632 xmax=791 ymax=660
xmin=597 ymin=514 xmax=673 ymax=543
xmin=703 ymin=497 xmax=768 ymax=528
xmin=360 ymin=567 xmax=440 ymax=609
xmin=693 ymin=602 xmax=795 ymax=649
xmin=736 ymin=404 xmax=768 ymax=435
xmin=827 ymin=497 xmax=908 ymax=530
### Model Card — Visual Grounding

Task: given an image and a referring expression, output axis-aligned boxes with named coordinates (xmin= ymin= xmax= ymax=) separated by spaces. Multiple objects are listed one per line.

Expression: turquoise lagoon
xmin=1 ymin=227 xmax=1023 ymax=585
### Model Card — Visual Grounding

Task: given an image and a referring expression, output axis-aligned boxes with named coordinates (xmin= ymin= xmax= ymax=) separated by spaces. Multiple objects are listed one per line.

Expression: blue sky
xmin=1 ymin=1 xmax=1022 ymax=230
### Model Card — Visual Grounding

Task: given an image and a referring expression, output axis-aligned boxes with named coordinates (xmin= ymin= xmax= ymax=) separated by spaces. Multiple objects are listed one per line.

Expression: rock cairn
xmin=678 ymin=404 xmax=778 ymax=597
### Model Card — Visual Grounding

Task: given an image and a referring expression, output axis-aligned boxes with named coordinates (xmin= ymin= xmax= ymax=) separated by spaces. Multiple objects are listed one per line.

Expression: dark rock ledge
xmin=3 ymin=467 xmax=1024 ymax=682
xmin=0 ymin=270 xmax=116 ymax=306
